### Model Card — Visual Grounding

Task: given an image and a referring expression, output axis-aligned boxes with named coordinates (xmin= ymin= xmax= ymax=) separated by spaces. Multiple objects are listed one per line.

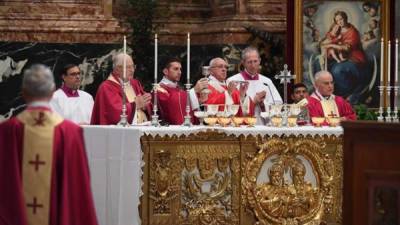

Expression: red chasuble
xmin=91 ymin=78 xmax=152 ymax=125
xmin=205 ymin=84 xmax=255 ymax=116
xmin=307 ymin=95 xmax=356 ymax=121
xmin=0 ymin=107 xmax=98 ymax=225
xmin=156 ymin=84 xmax=195 ymax=125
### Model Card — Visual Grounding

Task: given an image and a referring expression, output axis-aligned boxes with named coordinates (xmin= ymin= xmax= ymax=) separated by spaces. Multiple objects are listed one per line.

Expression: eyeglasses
xmin=118 ymin=64 xmax=136 ymax=69
xmin=211 ymin=65 xmax=229 ymax=69
xmin=67 ymin=72 xmax=81 ymax=77
xmin=245 ymin=59 xmax=260 ymax=65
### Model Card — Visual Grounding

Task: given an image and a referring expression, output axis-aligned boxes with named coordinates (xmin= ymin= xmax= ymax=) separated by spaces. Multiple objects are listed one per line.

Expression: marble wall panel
xmin=0 ymin=30 xmax=285 ymax=118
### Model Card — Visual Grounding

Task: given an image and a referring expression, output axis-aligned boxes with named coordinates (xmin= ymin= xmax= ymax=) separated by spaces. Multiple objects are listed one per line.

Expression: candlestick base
xmin=117 ymin=114 xmax=129 ymax=127
xmin=377 ymin=107 xmax=384 ymax=122
xmin=393 ymin=108 xmax=399 ymax=122
xmin=182 ymin=115 xmax=192 ymax=127
xmin=385 ymin=108 xmax=392 ymax=123
xmin=151 ymin=114 xmax=160 ymax=127
xmin=181 ymin=83 xmax=192 ymax=127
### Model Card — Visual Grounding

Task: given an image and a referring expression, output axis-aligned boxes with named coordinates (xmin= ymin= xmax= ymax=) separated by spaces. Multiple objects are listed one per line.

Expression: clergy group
xmin=41 ymin=46 xmax=357 ymax=127
xmin=0 ymin=45 xmax=357 ymax=225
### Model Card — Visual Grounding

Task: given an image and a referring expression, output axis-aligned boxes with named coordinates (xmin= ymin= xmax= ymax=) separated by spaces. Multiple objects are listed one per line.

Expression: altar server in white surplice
xmin=227 ymin=47 xmax=282 ymax=124
xmin=50 ymin=64 xmax=94 ymax=124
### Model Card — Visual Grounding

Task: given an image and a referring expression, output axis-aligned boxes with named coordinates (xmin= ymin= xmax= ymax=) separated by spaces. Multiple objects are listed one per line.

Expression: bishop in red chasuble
xmin=0 ymin=65 xmax=98 ymax=225
xmin=306 ymin=70 xmax=356 ymax=123
xmin=91 ymin=53 xmax=152 ymax=125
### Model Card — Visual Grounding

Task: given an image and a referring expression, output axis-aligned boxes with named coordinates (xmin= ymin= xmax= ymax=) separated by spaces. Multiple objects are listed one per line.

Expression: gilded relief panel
xmin=142 ymin=133 xmax=343 ymax=225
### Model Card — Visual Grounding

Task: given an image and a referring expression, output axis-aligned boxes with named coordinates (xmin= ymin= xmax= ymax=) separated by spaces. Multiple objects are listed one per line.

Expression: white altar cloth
xmin=82 ymin=125 xmax=343 ymax=225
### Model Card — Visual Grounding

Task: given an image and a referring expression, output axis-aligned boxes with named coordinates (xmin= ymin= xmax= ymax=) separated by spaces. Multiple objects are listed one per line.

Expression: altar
xmin=83 ymin=125 xmax=344 ymax=225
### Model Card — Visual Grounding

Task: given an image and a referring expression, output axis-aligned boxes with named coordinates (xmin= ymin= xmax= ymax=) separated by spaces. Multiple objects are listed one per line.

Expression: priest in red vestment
xmin=203 ymin=57 xmax=255 ymax=116
xmin=91 ymin=53 xmax=152 ymax=125
xmin=156 ymin=58 xmax=207 ymax=125
xmin=306 ymin=70 xmax=356 ymax=123
xmin=0 ymin=64 xmax=98 ymax=225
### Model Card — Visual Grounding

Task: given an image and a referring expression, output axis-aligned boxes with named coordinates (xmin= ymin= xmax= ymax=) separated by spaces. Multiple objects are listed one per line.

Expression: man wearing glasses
xmin=50 ymin=64 xmax=94 ymax=124
xmin=91 ymin=53 xmax=152 ymax=125
xmin=227 ymin=47 xmax=282 ymax=124
xmin=202 ymin=57 xmax=254 ymax=116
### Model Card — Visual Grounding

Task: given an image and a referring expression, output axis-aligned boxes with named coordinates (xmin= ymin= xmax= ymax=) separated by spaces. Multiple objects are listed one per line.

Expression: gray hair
xmin=314 ymin=70 xmax=332 ymax=83
xmin=113 ymin=53 xmax=132 ymax=68
xmin=22 ymin=64 xmax=55 ymax=98
xmin=208 ymin=57 xmax=225 ymax=67
xmin=241 ymin=46 xmax=260 ymax=61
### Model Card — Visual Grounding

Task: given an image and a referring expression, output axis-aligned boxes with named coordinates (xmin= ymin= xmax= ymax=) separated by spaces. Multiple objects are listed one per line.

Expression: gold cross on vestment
xmin=34 ymin=112 xmax=46 ymax=126
xmin=26 ymin=197 xmax=43 ymax=214
xmin=29 ymin=154 xmax=46 ymax=171
xmin=328 ymin=111 xmax=337 ymax=118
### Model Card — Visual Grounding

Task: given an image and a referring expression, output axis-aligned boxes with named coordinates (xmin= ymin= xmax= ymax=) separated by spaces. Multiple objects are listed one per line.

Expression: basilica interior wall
xmin=0 ymin=0 xmax=287 ymax=115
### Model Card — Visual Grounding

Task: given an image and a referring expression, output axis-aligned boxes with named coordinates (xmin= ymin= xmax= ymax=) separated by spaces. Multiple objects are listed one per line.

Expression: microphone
xmin=263 ymin=82 xmax=276 ymax=104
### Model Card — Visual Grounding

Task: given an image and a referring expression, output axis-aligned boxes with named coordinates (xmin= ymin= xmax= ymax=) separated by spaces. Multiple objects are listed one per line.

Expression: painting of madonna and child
xmin=302 ymin=1 xmax=382 ymax=106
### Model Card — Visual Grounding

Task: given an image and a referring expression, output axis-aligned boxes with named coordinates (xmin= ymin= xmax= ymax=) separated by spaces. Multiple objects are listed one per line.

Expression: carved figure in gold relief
xmin=198 ymin=158 xmax=217 ymax=180
xmin=256 ymin=158 xmax=319 ymax=219
xmin=286 ymin=161 xmax=318 ymax=218
xmin=256 ymin=163 xmax=288 ymax=218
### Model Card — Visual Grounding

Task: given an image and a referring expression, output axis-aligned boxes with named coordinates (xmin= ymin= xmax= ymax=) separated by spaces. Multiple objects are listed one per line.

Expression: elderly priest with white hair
xmin=91 ymin=53 xmax=152 ymax=125
xmin=306 ymin=70 xmax=356 ymax=121
xmin=0 ymin=64 xmax=98 ymax=225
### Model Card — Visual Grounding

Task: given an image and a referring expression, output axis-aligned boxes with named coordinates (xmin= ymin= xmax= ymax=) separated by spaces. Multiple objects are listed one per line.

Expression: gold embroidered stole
xmin=108 ymin=75 xmax=147 ymax=123
xmin=320 ymin=98 xmax=339 ymax=118
xmin=17 ymin=110 xmax=63 ymax=225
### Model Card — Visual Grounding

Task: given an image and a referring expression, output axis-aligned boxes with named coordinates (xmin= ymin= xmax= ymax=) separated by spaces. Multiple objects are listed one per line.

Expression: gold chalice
xmin=326 ymin=117 xmax=340 ymax=127
xmin=244 ymin=117 xmax=257 ymax=127
xmin=287 ymin=116 xmax=298 ymax=127
xmin=218 ymin=117 xmax=231 ymax=127
xmin=232 ymin=117 xmax=244 ymax=127
xmin=271 ymin=116 xmax=282 ymax=127
xmin=204 ymin=117 xmax=218 ymax=126
xmin=311 ymin=117 xmax=325 ymax=127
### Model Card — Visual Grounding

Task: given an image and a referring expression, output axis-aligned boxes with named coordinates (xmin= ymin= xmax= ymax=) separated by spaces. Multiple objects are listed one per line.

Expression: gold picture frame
xmin=294 ymin=0 xmax=390 ymax=106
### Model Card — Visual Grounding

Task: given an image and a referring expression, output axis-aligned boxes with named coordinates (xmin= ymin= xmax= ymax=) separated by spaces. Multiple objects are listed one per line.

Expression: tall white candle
xmin=123 ymin=36 xmax=127 ymax=80
xmin=187 ymin=32 xmax=190 ymax=83
xmin=396 ymin=38 xmax=398 ymax=84
xmin=154 ymin=34 xmax=158 ymax=83
xmin=380 ymin=38 xmax=384 ymax=83
xmin=388 ymin=40 xmax=391 ymax=86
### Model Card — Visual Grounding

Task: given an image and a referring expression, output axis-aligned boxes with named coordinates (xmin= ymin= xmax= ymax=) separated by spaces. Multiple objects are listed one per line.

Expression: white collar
xmin=209 ymin=75 xmax=226 ymax=86
xmin=28 ymin=101 xmax=51 ymax=108
xmin=315 ymin=90 xmax=335 ymax=101
xmin=160 ymin=77 xmax=178 ymax=87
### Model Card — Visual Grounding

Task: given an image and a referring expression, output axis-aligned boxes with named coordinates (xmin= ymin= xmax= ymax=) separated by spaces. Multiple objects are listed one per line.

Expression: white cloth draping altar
xmin=82 ymin=125 xmax=343 ymax=225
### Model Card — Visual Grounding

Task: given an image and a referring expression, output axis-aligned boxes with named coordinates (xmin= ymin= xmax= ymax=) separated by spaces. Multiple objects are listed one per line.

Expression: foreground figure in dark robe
xmin=0 ymin=64 xmax=98 ymax=225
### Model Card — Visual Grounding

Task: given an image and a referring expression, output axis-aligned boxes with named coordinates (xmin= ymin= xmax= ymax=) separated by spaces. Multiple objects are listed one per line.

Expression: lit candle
xmin=388 ymin=40 xmax=391 ymax=86
xmin=123 ymin=36 xmax=127 ymax=81
xmin=380 ymin=38 xmax=384 ymax=83
xmin=154 ymin=34 xmax=158 ymax=83
xmin=187 ymin=32 xmax=190 ymax=83
xmin=396 ymin=38 xmax=398 ymax=84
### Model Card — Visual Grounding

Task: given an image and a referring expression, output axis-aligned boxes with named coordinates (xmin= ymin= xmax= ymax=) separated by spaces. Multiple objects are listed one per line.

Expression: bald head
xmin=113 ymin=53 xmax=135 ymax=79
xmin=314 ymin=70 xmax=334 ymax=96
xmin=22 ymin=64 xmax=55 ymax=102
xmin=209 ymin=57 xmax=228 ymax=82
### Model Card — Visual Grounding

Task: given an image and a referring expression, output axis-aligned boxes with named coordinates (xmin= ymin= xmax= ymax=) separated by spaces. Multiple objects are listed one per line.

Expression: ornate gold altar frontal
xmin=141 ymin=132 xmax=342 ymax=225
